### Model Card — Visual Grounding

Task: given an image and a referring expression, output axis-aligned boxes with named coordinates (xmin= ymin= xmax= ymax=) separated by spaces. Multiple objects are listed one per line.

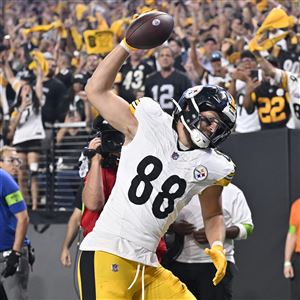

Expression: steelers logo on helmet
xmin=184 ymin=86 xmax=203 ymax=99
xmin=172 ymin=85 xmax=236 ymax=149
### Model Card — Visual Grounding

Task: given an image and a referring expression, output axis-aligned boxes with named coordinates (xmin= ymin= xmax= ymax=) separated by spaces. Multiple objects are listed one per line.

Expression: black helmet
xmin=172 ymin=85 xmax=236 ymax=148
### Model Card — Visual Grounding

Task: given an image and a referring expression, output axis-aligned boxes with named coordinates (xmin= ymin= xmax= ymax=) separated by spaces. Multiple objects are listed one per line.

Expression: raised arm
xmin=35 ymin=59 xmax=44 ymax=103
xmin=243 ymin=78 xmax=261 ymax=114
xmin=3 ymin=58 xmax=16 ymax=86
xmin=253 ymin=51 xmax=276 ymax=77
xmin=190 ymin=37 xmax=205 ymax=80
xmin=85 ymin=44 xmax=138 ymax=141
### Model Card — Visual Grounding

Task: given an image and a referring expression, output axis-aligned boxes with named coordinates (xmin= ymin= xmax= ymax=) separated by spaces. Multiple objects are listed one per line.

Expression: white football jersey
xmin=12 ymin=106 xmax=45 ymax=145
xmin=175 ymin=183 xmax=253 ymax=264
xmin=234 ymin=80 xmax=261 ymax=133
xmin=274 ymin=69 xmax=300 ymax=129
xmin=80 ymin=98 xmax=235 ymax=266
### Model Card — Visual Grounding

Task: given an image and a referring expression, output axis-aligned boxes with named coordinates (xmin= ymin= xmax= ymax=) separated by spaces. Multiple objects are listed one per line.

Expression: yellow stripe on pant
xmin=78 ymin=250 xmax=195 ymax=300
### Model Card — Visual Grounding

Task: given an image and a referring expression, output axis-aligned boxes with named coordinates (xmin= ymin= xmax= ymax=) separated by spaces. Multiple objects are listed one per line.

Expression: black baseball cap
xmin=204 ymin=37 xmax=217 ymax=44
xmin=211 ymin=51 xmax=222 ymax=62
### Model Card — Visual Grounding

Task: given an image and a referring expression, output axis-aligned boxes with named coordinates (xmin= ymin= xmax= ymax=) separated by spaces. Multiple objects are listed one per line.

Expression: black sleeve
xmin=181 ymin=37 xmax=190 ymax=51
xmin=144 ymin=76 xmax=153 ymax=98
xmin=73 ymin=182 xmax=84 ymax=210
xmin=145 ymin=64 xmax=155 ymax=75
xmin=56 ymin=81 xmax=69 ymax=122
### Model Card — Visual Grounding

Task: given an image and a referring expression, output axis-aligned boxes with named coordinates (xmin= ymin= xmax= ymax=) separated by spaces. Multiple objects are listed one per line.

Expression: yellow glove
xmin=204 ymin=244 xmax=227 ymax=286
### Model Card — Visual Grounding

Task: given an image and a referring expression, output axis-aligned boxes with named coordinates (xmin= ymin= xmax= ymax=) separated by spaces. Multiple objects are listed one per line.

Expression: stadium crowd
xmin=0 ymin=0 xmax=299 ymax=206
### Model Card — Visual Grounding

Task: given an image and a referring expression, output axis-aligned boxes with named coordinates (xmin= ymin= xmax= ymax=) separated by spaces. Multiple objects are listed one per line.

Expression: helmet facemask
xmin=172 ymin=85 xmax=236 ymax=149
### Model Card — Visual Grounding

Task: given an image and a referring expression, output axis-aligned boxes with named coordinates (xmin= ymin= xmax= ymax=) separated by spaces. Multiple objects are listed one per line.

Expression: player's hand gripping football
xmin=204 ymin=244 xmax=227 ymax=286
xmin=121 ymin=11 xmax=174 ymax=51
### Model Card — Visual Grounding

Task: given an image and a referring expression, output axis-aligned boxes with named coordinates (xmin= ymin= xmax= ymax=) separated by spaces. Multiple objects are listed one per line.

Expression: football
xmin=125 ymin=11 xmax=174 ymax=49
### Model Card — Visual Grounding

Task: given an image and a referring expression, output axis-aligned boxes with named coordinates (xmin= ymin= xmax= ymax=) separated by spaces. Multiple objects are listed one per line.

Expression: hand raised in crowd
xmin=19 ymin=96 xmax=32 ymax=112
xmin=174 ymin=26 xmax=186 ymax=39
xmin=0 ymin=50 xmax=6 ymax=66
xmin=186 ymin=0 xmax=200 ymax=11
xmin=193 ymin=228 xmax=209 ymax=244
xmin=245 ymin=76 xmax=261 ymax=94
xmin=77 ymin=54 xmax=87 ymax=73
xmin=230 ymin=68 xmax=249 ymax=82
xmin=187 ymin=34 xmax=198 ymax=45
xmin=64 ymin=18 xmax=73 ymax=30
xmin=171 ymin=220 xmax=196 ymax=236
xmin=34 ymin=58 xmax=44 ymax=79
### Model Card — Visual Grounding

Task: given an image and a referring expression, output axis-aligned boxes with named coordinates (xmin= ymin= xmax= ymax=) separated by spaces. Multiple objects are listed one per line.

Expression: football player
xmin=253 ymin=51 xmax=300 ymax=129
xmin=78 ymin=37 xmax=237 ymax=299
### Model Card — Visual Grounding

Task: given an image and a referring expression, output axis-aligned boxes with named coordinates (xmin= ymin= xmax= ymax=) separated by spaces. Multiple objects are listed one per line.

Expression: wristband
xmin=12 ymin=250 xmax=22 ymax=256
xmin=211 ymin=240 xmax=224 ymax=248
xmin=120 ymin=39 xmax=136 ymax=53
xmin=284 ymin=261 xmax=291 ymax=267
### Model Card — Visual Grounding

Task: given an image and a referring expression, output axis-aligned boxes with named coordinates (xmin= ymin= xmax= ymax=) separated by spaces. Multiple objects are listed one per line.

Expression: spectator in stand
xmin=253 ymin=51 xmax=300 ymax=129
xmin=0 ymin=146 xmax=30 ymax=300
xmin=228 ymin=50 xmax=261 ymax=133
xmin=42 ymin=53 xmax=68 ymax=124
xmin=56 ymin=110 xmax=89 ymax=169
xmin=164 ymin=183 xmax=253 ymax=300
xmin=189 ymin=36 xmax=230 ymax=87
xmin=61 ymin=74 xmax=92 ymax=125
xmin=168 ymin=37 xmax=188 ymax=73
xmin=271 ymin=31 xmax=300 ymax=74
xmin=4 ymin=59 xmax=45 ymax=210
xmin=81 ymin=54 xmax=100 ymax=84
xmin=144 ymin=46 xmax=192 ymax=115
xmin=117 ymin=49 xmax=154 ymax=103
xmin=243 ymin=59 xmax=290 ymax=130
xmin=56 ymin=51 xmax=74 ymax=90
xmin=55 ymin=109 xmax=89 ymax=204
xmin=283 ymin=198 xmax=300 ymax=300
xmin=198 ymin=37 xmax=219 ymax=74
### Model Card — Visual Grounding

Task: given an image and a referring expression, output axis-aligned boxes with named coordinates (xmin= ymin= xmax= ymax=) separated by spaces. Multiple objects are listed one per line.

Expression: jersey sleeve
xmin=210 ymin=150 xmax=236 ymax=187
xmin=129 ymin=99 xmax=141 ymax=115
xmin=228 ymin=185 xmax=254 ymax=239
xmin=274 ymin=68 xmax=288 ymax=90
xmin=129 ymin=97 xmax=163 ymax=118
xmin=289 ymin=199 xmax=300 ymax=229
xmin=73 ymin=183 xmax=84 ymax=211
xmin=1 ymin=170 xmax=27 ymax=214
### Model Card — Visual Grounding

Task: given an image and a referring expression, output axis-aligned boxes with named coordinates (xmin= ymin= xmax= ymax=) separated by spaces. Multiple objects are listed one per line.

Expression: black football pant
xmin=167 ymin=261 xmax=234 ymax=300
